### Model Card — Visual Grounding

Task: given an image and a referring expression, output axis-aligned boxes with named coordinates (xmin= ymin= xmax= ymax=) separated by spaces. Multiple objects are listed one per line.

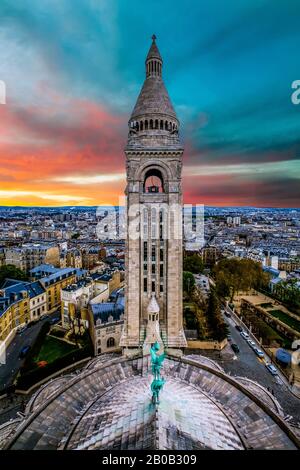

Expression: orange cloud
xmin=0 ymin=97 xmax=127 ymax=205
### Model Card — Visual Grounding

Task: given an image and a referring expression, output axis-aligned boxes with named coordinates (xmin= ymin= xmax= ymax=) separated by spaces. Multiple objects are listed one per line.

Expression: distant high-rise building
xmin=233 ymin=216 xmax=241 ymax=226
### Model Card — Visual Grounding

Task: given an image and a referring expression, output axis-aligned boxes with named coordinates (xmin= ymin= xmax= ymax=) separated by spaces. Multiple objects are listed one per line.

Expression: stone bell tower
xmin=120 ymin=35 xmax=187 ymax=354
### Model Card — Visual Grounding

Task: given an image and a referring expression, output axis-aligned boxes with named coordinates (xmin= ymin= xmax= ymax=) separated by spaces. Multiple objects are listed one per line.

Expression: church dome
xmin=3 ymin=354 xmax=299 ymax=450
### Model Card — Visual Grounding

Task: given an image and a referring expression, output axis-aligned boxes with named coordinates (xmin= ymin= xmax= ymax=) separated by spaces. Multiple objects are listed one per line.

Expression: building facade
xmin=5 ymin=243 xmax=60 ymax=273
xmin=0 ymin=292 xmax=30 ymax=342
xmin=39 ymin=267 xmax=77 ymax=313
xmin=120 ymin=36 xmax=187 ymax=353
xmin=88 ymin=293 xmax=124 ymax=355
xmin=61 ymin=276 xmax=110 ymax=328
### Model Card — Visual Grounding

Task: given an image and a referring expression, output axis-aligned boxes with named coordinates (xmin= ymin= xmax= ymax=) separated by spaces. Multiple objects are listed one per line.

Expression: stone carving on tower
xmin=120 ymin=35 xmax=187 ymax=354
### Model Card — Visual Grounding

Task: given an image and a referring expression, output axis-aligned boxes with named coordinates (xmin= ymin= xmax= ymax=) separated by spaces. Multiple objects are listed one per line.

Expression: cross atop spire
xmin=152 ymin=34 xmax=157 ymax=42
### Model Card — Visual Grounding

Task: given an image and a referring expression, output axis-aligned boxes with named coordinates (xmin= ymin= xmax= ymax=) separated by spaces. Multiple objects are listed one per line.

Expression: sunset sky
xmin=0 ymin=0 xmax=299 ymax=207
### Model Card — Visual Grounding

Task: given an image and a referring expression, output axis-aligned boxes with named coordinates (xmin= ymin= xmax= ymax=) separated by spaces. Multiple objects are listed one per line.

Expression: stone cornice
xmin=125 ymin=149 xmax=183 ymax=158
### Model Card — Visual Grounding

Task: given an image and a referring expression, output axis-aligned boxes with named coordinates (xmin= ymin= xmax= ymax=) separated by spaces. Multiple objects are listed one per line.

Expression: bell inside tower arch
xmin=144 ymin=168 xmax=164 ymax=193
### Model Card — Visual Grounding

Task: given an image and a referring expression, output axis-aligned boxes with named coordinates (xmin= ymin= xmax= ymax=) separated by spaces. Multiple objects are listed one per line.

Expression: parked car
xmin=231 ymin=343 xmax=240 ymax=353
xmin=27 ymin=320 xmax=38 ymax=328
xmin=247 ymin=339 xmax=256 ymax=349
xmin=19 ymin=345 xmax=31 ymax=358
xmin=240 ymin=331 xmax=249 ymax=340
xmin=227 ymin=335 xmax=232 ymax=342
xmin=253 ymin=347 xmax=264 ymax=359
xmin=235 ymin=325 xmax=243 ymax=332
xmin=49 ymin=317 xmax=59 ymax=325
xmin=265 ymin=363 xmax=278 ymax=376
xmin=16 ymin=326 xmax=26 ymax=335
xmin=224 ymin=311 xmax=231 ymax=318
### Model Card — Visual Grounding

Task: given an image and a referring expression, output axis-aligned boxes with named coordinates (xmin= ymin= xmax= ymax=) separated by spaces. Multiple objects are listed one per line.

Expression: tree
xmin=206 ymin=289 xmax=228 ymax=341
xmin=183 ymin=254 xmax=204 ymax=274
xmin=207 ymin=290 xmax=219 ymax=330
xmin=0 ymin=265 xmax=28 ymax=287
xmin=212 ymin=258 xmax=269 ymax=301
xmin=274 ymin=280 xmax=300 ymax=312
xmin=183 ymin=271 xmax=195 ymax=295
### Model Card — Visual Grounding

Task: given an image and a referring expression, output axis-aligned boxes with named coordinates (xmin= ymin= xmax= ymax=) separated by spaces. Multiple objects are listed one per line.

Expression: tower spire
xmin=146 ymin=35 xmax=162 ymax=78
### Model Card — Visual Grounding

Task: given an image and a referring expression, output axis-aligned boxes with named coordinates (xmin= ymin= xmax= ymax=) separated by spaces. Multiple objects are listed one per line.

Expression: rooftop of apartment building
xmin=40 ymin=268 xmax=77 ymax=287
xmin=30 ymin=264 xmax=59 ymax=276
xmin=1 ymin=280 xmax=45 ymax=299
xmin=62 ymin=277 xmax=95 ymax=292
xmin=90 ymin=290 xmax=125 ymax=325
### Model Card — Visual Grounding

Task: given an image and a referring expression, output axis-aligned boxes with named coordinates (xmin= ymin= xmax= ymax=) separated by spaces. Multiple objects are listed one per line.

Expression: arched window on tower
xmin=150 ymin=119 xmax=153 ymax=129
xmin=145 ymin=120 xmax=148 ymax=130
xmin=160 ymin=120 xmax=163 ymax=130
xmin=155 ymin=119 xmax=158 ymax=129
xmin=143 ymin=168 xmax=164 ymax=193
xmin=140 ymin=121 xmax=143 ymax=131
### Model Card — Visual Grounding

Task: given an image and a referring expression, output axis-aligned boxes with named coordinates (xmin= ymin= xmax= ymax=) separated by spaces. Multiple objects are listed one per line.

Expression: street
xmin=219 ymin=308 xmax=300 ymax=426
xmin=0 ymin=312 xmax=60 ymax=394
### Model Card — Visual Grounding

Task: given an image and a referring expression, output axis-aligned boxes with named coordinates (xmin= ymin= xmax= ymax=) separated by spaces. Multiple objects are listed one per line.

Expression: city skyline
xmin=0 ymin=0 xmax=300 ymax=208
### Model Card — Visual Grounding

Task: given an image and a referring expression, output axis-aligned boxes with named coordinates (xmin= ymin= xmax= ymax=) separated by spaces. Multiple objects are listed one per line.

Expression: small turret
xmin=145 ymin=34 xmax=163 ymax=79
xmin=143 ymin=293 xmax=164 ymax=355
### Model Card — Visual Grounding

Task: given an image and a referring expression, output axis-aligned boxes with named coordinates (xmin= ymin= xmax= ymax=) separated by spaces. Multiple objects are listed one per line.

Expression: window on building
xmin=152 ymin=264 xmax=156 ymax=274
xmin=152 ymin=281 xmax=155 ymax=292
xmin=151 ymin=245 xmax=156 ymax=262
xmin=143 ymin=208 xmax=148 ymax=239
xmin=144 ymin=241 xmax=148 ymax=262
xmin=144 ymin=277 xmax=147 ymax=292
xmin=160 ymin=248 xmax=164 ymax=262
xmin=107 ymin=337 xmax=115 ymax=348
xmin=160 ymin=265 xmax=163 ymax=277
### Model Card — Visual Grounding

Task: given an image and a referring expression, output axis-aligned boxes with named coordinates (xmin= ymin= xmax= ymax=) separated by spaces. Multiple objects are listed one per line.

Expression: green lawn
xmin=269 ymin=309 xmax=300 ymax=333
xmin=34 ymin=336 xmax=77 ymax=364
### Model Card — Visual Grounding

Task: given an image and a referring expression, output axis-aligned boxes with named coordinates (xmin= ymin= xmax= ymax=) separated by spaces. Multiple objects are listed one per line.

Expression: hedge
xmin=17 ymin=345 xmax=92 ymax=390
xmin=21 ymin=321 xmax=51 ymax=372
